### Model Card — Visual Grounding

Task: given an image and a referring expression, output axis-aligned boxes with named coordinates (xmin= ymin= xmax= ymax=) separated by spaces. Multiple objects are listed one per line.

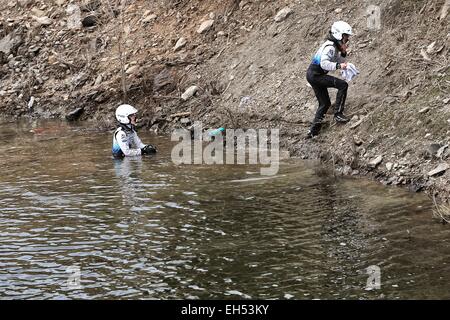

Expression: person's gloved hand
xmin=141 ymin=144 xmax=157 ymax=155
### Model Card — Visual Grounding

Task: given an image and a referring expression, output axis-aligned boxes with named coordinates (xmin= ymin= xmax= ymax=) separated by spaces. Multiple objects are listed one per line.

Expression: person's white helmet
xmin=116 ymin=104 xmax=138 ymax=124
xmin=331 ymin=21 xmax=353 ymax=41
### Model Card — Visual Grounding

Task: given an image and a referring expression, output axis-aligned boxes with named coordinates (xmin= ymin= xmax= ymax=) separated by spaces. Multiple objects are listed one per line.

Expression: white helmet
xmin=331 ymin=21 xmax=353 ymax=41
xmin=115 ymin=104 xmax=138 ymax=124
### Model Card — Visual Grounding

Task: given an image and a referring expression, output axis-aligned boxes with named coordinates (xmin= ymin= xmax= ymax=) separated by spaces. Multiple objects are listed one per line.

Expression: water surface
xmin=0 ymin=120 xmax=449 ymax=299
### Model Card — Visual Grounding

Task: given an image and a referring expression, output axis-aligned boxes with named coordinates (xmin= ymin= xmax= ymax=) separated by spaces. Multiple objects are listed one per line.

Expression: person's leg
xmin=308 ymin=85 xmax=331 ymax=137
xmin=315 ymin=75 xmax=349 ymax=122
xmin=312 ymin=86 xmax=331 ymax=124
xmin=334 ymin=78 xmax=348 ymax=115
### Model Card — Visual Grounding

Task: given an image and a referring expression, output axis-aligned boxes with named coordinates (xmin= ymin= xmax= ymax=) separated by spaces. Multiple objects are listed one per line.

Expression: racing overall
xmin=112 ymin=124 xmax=146 ymax=157
xmin=306 ymin=37 xmax=348 ymax=135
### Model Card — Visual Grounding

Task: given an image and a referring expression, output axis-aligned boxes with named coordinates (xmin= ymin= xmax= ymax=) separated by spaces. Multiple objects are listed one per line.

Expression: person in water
xmin=306 ymin=21 xmax=353 ymax=139
xmin=112 ymin=104 xmax=157 ymax=157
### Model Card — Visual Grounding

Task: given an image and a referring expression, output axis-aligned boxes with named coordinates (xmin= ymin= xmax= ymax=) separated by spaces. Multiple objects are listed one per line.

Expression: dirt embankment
xmin=1 ymin=0 xmax=449 ymax=201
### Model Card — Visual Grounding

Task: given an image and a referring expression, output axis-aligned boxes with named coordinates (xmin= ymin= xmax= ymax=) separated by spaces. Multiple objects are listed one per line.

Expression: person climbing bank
xmin=112 ymin=104 xmax=157 ymax=157
xmin=306 ymin=21 xmax=354 ymax=139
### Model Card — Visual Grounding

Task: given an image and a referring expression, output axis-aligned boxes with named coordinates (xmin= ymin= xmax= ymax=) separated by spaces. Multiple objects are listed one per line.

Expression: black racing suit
xmin=306 ymin=39 xmax=349 ymax=135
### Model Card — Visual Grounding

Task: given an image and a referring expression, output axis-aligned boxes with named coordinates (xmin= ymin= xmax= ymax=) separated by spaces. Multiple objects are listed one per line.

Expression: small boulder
xmin=428 ymin=163 xmax=449 ymax=177
xmin=174 ymin=37 xmax=187 ymax=51
xmin=197 ymin=20 xmax=214 ymax=34
xmin=32 ymin=15 xmax=53 ymax=25
xmin=153 ymin=68 xmax=175 ymax=93
xmin=82 ymin=15 xmax=98 ymax=27
xmin=419 ymin=107 xmax=430 ymax=114
xmin=274 ymin=7 xmax=293 ymax=22
xmin=125 ymin=65 xmax=139 ymax=75
xmin=386 ymin=162 xmax=393 ymax=171
xmin=65 ymin=107 xmax=84 ymax=122
xmin=369 ymin=155 xmax=383 ymax=168
xmin=181 ymin=86 xmax=199 ymax=101
xmin=142 ymin=14 xmax=157 ymax=23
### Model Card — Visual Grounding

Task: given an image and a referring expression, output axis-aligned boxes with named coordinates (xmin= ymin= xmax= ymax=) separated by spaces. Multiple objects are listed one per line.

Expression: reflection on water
xmin=0 ymin=120 xmax=450 ymax=299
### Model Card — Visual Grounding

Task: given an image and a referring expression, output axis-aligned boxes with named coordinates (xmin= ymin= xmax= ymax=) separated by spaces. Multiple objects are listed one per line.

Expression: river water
xmin=0 ymin=120 xmax=450 ymax=300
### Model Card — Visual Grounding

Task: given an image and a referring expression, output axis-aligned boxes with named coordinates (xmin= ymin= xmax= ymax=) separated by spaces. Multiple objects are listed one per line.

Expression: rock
xmin=28 ymin=96 xmax=35 ymax=109
xmin=239 ymin=96 xmax=252 ymax=108
xmin=428 ymin=163 xmax=449 ymax=177
xmin=65 ymin=106 xmax=84 ymax=121
xmin=419 ymin=106 xmax=430 ymax=113
xmin=440 ymin=0 xmax=449 ymax=20
xmin=217 ymin=31 xmax=226 ymax=37
xmin=153 ymin=68 xmax=175 ymax=92
xmin=66 ymin=4 xmax=82 ymax=29
xmin=425 ymin=143 xmax=443 ymax=159
xmin=386 ymin=162 xmax=393 ymax=171
xmin=420 ymin=49 xmax=431 ymax=61
xmin=47 ymin=55 xmax=58 ymax=64
xmin=181 ymin=86 xmax=199 ymax=101
xmin=142 ymin=14 xmax=157 ymax=23
xmin=82 ymin=15 xmax=97 ymax=27
xmin=94 ymin=74 xmax=102 ymax=86
xmin=409 ymin=181 xmax=425 ymax=193
xmin=353 ymin=135 xmax=363 ymax=146
xmin=0 ymin=33 xmax=22 ymax=56
xmin=28 ymin=45 xmax=40 ymax=54
xmin=174 ymin=37 xmax=187 ymax=51
xmin=197 ymin=20 xmax=214 ymax=34
xmin=31 ymin=15 xmax=53 ymax=25
xmin=18 ymin=0 xmax=34 ymax=6
xmin=274 ymin=7 xmax=293 ymax=22
xmin=125 ymin=65 xmax=139 ymax=75
xmin=444 ymin=98 xmax=450 ymax=104
xmin=343 ymin=165 xmax=352 ymax=175
xmin=426 ymin=41 xmax=436 ymax=54
xmin=350 ymin=118 xmax=363 ymax=129
xmin=180 ymin=117 xmax=191 ymax=124
xmin=436 ymin=145 xmax=448 ymax=158
xmin=369 ymin=155 xmax=383 ymax=168
xmin=31 ymin=8 xmax=45 ymax=17
xmin=335 ymin=8 xmax=343 ymax=13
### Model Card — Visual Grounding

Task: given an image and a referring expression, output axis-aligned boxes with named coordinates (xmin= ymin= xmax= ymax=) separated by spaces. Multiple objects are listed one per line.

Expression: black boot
xmin=306 ymin=122 xmax=322 ymax=139
xmin=334 ymin=112 xmax=350 ymax=123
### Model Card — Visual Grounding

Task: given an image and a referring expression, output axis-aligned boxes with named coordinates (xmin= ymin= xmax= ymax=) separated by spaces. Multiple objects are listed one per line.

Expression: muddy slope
xmin=1 ymin=0 xmax=449 ymax=200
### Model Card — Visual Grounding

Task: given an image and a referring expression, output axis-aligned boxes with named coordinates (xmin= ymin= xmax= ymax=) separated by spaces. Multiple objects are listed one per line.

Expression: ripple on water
xmin=0 ymin=123 xmax=449 ymax=299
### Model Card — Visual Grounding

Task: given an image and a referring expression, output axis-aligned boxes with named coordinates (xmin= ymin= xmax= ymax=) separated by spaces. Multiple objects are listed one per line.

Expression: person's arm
xmin=320 ymin=45 xmax=339 ymax=71
xmin=320 ymin=46 xmax=348 ymax=71
xmin=117 ymin=131 xmax=142 ymax=156
xmin=132 ymin=131 xmax=146 ymax=149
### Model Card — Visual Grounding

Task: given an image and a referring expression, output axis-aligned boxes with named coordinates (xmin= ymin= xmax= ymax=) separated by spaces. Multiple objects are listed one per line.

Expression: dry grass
xmin=432 ymin=194 xmax=450 ymax=224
